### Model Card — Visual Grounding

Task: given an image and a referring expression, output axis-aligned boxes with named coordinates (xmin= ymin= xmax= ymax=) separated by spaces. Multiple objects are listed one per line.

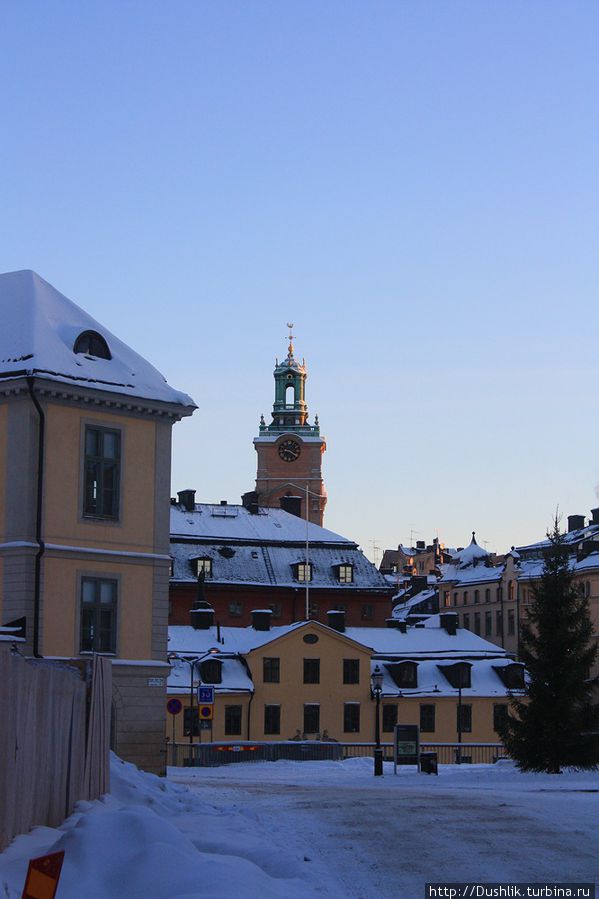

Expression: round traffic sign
xmin=198 ymin=705 xmax=213 ymax=720
xmin=166 ymin=698 xmax=182 ymax=715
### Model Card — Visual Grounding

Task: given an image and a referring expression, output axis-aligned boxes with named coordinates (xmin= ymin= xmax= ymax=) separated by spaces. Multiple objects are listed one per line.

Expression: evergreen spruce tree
xmin=501 ymin=518 xmax=599 ymax=772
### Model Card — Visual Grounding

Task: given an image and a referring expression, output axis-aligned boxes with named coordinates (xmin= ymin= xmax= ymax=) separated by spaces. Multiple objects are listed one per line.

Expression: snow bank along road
xmin=0 ymin=755 xmax=597 ymax=898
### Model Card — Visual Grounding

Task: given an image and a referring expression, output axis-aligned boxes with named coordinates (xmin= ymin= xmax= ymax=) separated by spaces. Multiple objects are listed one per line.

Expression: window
xmin=474 ymin=590 xmax=479 ymax=604
xmin=264 ymin=705 xmax=280 ymax=735
xmin=263 ymin=657 xmax=280 ymax=683
xmin=453 ymin=592 xmax=458 ymax=607
xmin=195 ymin=558 xmax=212 ymax=578
xmin=337 ymin=565 xmax=353 ymax=584
xmin=183 ymin=707 xmax=201 ymax=737
xmin=382 ymin=704 xmax=398 ymax=732
xmin=457 ymin=704 xmax=472 ymax=733
xmin=463 ymin=591 xmax=468 ymax=605
xmin=361 ymin=604 xmax=374 ymax=621
xmin=463 ymin=613 xmax=470 ymax=630
xmin=420 ymin=704 xmax=436 ymax=733
xmin=343 ymin=659 xmax=360 ymax=684
xmin=493 ymin=703 xmax=508 ymax=734
xmin=441 ymin=662 xmax=471 ymax=689
xmin=485 ymin=611 xmax=492 ymax=636
xmin=296 ymin=563 xmax=312 ymax=582
xmin=80 ymin=576 xmax=117 ymax=653
xmin=344 ymin=703 xmax=360 ymax=733
xmin=387 ymin=661 xmax=417 ymax=689
xmin=443 ymin=591 xmax=451 ymax=608
xmin=83 ymin=426 xmax=120 ymax=519
xmin=485 ymin=588 xmax=491 ymax=603
xmin=508 ymin=581 xmax=515 ymax=601
xmin=474 ymin=612 xmax=481 ymax=635
xmin=74 ymin=330 xmax=111 ymax=359
xmin=199 ymin=659 xmax=222 ymax=684
xmin=308 ymin=601 xmax=319 ymax=617
xmin=496 ymin=610 xmax=503 ymax=636
xmin=229 ymin=601 xmax=243 ymax=618
xmin=497 ymin=586 xmax=503 ymax=602
xmin=303 ymin=704 xmax=320 ymax=734
xmin=225 ymin=705 xmax=242 ymax=736
xmin=507 ymin=609 xmax=515 ymax=635
xmin=269 ymin=602 xmax=282 ymax=619
xmin=304 ymin=658 xmax=320 ymax=684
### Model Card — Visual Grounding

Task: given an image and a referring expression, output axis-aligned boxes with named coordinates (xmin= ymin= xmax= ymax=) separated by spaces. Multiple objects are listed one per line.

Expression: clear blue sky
xmin=1 ymin=2 xmax=598 ymax=560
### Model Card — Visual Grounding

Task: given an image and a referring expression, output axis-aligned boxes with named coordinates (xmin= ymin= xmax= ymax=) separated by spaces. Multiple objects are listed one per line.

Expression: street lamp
xmin=371 ymin=663 xmax=384 ymax=777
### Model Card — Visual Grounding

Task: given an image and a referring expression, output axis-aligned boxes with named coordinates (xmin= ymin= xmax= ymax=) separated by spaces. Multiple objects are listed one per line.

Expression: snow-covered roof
xmin=345 ymin=620 xmax=507 ymax=659
xmin=0 ymin=270 xmax=196 ymax=409
xmin=392 ymin=588 xmax=437 ymax=620
xmin=168 ymin=622 xmax=309 ymax=655
xmin=167 ymin=655 xmax=253 ymax=694
xmin=171 ymin=502 xmax=349 ymax=544
xmin=170 ymin=503 xmax=390 ymax=591
xmin=0 ymin=625 xmax=25 ymax=643
xmin=438 ymin=562 xmax=502 ymax=587
xmin=374 ymin=657 xmax=523 ymax=698
xmin=452 ymin=533 xmax=491 ymax=569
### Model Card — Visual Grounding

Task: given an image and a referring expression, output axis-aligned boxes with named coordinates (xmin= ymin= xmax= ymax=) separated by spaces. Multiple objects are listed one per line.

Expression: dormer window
xmin=294 ymin=562 xmax=312 ymax=582
xmin=439 ymin=661 xmax=472 ymax=689
xmin=74 ymin=330 xmax=111 ymax=360
xmin=385 ymin=661 xmax=418 ymax=689
xmin=493 ymin=663 xmax=525 ymax=691
xmin=194 ymin=558 xmax=212 ymax=578
xmin=336 ymin=564 xmax=353 ymax=584
xmin=199 ymin=658 xmax=222 ymax=684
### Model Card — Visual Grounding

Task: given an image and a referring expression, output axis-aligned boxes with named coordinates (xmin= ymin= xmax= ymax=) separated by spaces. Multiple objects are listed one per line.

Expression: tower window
xmin=285 ymin=384 xmax=295 ymax=406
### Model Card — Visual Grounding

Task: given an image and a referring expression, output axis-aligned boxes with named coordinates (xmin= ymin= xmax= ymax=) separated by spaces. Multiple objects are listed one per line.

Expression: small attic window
xmin=74 ymin=330 xmax=111 ymax=360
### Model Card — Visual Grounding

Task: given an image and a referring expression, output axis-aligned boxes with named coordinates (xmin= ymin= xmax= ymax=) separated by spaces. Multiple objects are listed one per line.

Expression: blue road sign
xmin=198 ymin=686 xmax=215 ymax=704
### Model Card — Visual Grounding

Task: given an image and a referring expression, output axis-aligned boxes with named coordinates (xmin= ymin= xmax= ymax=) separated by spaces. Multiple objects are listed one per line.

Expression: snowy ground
xmin=0 ymin=756 xmax=597 ymax=899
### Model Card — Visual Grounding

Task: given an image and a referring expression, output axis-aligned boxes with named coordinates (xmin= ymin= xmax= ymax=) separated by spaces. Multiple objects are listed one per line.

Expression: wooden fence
xmin=0 ymin=646 xmax=111 ymax=851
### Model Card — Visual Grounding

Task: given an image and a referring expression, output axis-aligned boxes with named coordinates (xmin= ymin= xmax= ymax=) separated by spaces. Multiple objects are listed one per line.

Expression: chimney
xmin=397 ymin=620 xmax=408 ymax=633
xmin=416 ymin=540 xmax=425 ymax=550
xmin=385 ymin=618 xmax=400 ymax=629
xmin=567 ymin=514 xmax=585 ymax=532
xmin=177 ymin=489 xmax=196 ymax=512
xmin=190 ymin=607 xmax=214 ymax=630
xmin=439 ymin=612 xmax=458 ymax=635
xmin=220 ymin=499 xmax=227 ymax=506
xmin=327 ymin=610 xmax=346 ymax=632
xmin=241 ymin=491 xmax=260 ymax=514
xmin=591 ymin=508 xmax=599 ymax=526
xmin=251 ymin=609 xmax=272 ymax=631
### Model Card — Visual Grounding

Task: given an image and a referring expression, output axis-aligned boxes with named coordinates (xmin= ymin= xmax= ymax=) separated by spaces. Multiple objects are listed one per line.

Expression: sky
xmin=1 ymin=2 xmax=598 ymax=561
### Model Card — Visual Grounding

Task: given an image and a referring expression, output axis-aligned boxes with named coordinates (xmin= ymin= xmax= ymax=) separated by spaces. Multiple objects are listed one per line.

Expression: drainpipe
xmin=26 ymin=376 xmax=45 ymax=658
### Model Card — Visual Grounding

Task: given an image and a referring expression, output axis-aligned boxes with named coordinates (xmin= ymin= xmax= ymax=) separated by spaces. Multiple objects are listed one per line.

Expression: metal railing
xmin=166 ymin=740 xmax=508 ymax=768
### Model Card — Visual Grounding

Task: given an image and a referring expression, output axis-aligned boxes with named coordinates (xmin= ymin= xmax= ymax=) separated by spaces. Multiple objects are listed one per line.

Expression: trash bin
xmin=420 ymin=752 xmax=438 ymax=775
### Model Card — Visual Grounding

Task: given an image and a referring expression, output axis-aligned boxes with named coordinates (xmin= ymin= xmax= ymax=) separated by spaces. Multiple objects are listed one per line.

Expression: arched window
xmin=285 ymin=383 xmax=295 ymax=406
xmin=74 ymin=330 xmax=111 ymax=360
xmin=508 ymin=581 xmax=515 ymax=601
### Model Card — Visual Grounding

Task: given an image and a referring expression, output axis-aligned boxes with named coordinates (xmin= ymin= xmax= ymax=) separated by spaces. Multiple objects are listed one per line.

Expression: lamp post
xmin=371 ymin=664 xmax=384 ymax=777
xmin=168 ymin=651 xmax=217 ymax=764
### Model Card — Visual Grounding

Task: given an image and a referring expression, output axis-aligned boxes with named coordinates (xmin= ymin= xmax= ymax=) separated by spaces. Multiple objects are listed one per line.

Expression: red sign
xmin=22 ymin=850 xmax=64 ymax=899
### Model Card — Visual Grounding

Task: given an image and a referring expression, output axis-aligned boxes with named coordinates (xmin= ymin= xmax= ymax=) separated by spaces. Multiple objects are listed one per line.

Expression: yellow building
xmin=167 ymin=609 xmax=523 ymax=756
xmin=0 ymin=270 xmax=196 ymax=774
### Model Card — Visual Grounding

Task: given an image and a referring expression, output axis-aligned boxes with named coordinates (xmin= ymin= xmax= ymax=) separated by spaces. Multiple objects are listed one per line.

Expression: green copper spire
xmin=262 ymin=325 xmax=320 ymax=436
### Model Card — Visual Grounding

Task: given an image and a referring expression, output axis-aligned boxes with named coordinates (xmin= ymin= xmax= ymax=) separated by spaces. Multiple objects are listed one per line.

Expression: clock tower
xmin=248 ymin=325 xmax=327 ymax=525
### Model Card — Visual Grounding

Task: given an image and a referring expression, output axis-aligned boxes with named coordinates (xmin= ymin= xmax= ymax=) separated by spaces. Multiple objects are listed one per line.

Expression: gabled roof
xmin=0 ymin=270 xmax=196 ymax=409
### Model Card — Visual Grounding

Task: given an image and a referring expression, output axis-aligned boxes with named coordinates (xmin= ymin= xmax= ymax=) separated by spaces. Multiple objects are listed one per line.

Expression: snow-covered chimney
xmin=385 ymin=618 xmax=400 ymax=629
xmin=439 ymin=612 xmax=458 ymax=636
xmin=568 ymin=514 xmax=585 ymax=532
xmin=177 ymin=489 xmax=196 ymax=512
xmin=327 ymin=610 xmax=345 ymax=633
xmin=251 ymin=610 xmax=272 ymax=631
xmin=190 ymin=607 xmax=214 ymax=630
xmin=590 ymin=507 xmax=599 ymax=526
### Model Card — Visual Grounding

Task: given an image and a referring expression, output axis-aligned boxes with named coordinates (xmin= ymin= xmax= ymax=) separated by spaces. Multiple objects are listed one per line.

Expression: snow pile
xmin=0 ymin=755 xmax=320 ymax=899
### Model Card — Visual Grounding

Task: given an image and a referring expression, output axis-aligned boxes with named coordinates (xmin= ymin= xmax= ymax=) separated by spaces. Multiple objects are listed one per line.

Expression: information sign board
xmin=393 ymin=724 xmax=420 ymax=772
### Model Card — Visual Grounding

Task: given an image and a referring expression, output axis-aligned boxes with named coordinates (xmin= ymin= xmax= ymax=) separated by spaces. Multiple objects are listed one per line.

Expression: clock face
xmin=278 ymin=439 xmax=301 ymax=462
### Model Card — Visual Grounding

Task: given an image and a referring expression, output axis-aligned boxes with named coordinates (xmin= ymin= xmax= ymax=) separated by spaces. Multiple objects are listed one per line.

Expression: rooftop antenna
xmin=370 ymin=539 xmax=380 ymax=566
xmin=409 ymin=527 xmax=421 ymax=549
